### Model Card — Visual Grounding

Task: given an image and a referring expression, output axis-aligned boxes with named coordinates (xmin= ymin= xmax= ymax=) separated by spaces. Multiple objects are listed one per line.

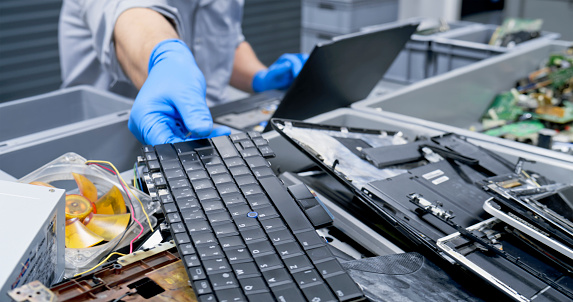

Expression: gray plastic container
xmin=432 ymin=24 xmax=561 ymax=76
xmin=0 ymin=86 xmax=139 ymax=178
xmin=362 ymin=19 xmax=480 ymax=84
xmin=301 ymin=27 xmax=339 ymax=53
xmin=302 ymin=0 xmax=398 ymax=34
xmin=351 ymin=40 xmax=573 ymax=164
xmin=263 ymin=108 xmax=573 ymax=183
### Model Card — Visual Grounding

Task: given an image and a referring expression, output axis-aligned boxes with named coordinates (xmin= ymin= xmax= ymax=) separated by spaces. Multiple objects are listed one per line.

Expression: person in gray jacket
xmin=59 ymin=0 xmax=307 ymax=145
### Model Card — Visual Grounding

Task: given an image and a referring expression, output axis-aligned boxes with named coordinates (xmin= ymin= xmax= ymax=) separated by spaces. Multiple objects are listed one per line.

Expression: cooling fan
xmin=19 ymin=153 xmax=160 ymax=277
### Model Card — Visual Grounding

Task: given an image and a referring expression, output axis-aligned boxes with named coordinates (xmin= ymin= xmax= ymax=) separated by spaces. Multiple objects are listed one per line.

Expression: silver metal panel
xmin=0 ymin=180 xmax=65 ymax=297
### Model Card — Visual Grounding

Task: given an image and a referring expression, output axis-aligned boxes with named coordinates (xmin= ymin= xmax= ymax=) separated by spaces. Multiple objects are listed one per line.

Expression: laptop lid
xmin=262 ymin=22 xmax=418 ymax=131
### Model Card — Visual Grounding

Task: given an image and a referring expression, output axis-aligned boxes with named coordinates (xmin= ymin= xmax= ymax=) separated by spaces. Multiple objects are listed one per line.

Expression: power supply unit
xmin=0 ymin=180 xmax=65 ymax=300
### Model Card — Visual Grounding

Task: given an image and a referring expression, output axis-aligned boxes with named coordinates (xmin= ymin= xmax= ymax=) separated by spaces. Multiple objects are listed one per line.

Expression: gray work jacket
xmin=59 ymin=0 xmax=245 ymax=105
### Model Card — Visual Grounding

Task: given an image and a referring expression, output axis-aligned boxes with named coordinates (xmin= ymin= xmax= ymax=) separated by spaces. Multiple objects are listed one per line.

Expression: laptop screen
xmin=268 ymin=22 xmax=418 ymax=125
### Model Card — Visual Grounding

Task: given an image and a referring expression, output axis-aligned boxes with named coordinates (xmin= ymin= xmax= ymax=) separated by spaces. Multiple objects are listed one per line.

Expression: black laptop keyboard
xmin=141 ymin=132 xmax=364 ymax=302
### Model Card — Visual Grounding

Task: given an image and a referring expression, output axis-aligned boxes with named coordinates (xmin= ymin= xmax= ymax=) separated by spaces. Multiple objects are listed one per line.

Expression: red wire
xmin=86 ymin=163 xmax=144 ymax=253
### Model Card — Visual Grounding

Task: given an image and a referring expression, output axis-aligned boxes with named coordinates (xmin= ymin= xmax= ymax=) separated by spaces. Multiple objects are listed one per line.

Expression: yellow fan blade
xmin=65 ymin=218 xmax=104 ymax=248
xmin=94 ymin=186 xmax=127 ymax=215
xmin=29 ymin=181 xmax=55 ymax=188
xmin=65 ymin=195 xmax=93 ymax=220
xmin=72 ymin=172 xmax=98 ymax=204
xmin=83 ymin=213 xmax=130 ymax=241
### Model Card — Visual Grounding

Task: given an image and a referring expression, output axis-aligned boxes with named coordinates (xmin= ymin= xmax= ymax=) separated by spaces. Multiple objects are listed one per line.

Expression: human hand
xmin=251 ymin=53 xmax=309 ymax=92
xmin=128 ymin=39 xmax=230 ymax=145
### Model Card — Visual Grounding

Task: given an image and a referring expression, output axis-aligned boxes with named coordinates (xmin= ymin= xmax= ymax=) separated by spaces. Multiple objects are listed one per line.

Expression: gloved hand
xmin=252 ymin=53 xmax=309 ymax=93
xmin=128 ymin=39 xmax=231 ymax=145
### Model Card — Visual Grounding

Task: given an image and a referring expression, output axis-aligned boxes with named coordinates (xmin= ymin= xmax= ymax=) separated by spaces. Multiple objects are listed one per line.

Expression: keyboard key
xmin=183 ymin=161 xmax=204 ymax=171
xmin=204 ymin=258 xmax=232 ymax=275
xmin=257 ymin=146 xmax=275 ymax=158
xmin=307 ymin=246 xmax=335 ymax=264
xmin=203 ymin=200 xmax=225 ymax=212
xmin=254 ymin=254 xmax=283 ymax=271
xmin=180 ymin=244 xmax=196 ymax=256
xmin=172 ymin=187 xmax=195 ymax=199
xmin=240 ymin=227 xmax=266 ymax=242
xmin=197 ymin=244 xmax=224 ymax=260
xmin=246 ymin=194 xmax=270 ymax=208
xmin=240 ymin=140 xmax=255 ymax=149
xmin=283 ymin=255 xmax=313 ymax=273
xmin=234 ymin=215 xmax=260 ymax=230
xmin=147 ymin=160 xmax=160 ymax=172
xmin=164 ymin=168 xmax=185 ymax=179
xmin=240 ymin=148 xmax=260 ymax=158
xmin=194 ymin=280 xmax=213 ymax=295
xmin=225 ymin=248 xmax=252 ymax=263
xmin=174 ymin=233 xmax=191 ymax=245
xmin=192 ymin=179 xmax=214 ymax=190
xmin=246 ymin=292 xmax=274 ymax=301
xmin=247 ymin=131 xmax=262 ymax=139
xmin=198 ymin=294 xmax=216 ymax=302
xmin=287 ymin=183 xmax=315 ymax=200
xmin=224 ymin=157 xmax=245 ymax=168
xmin=211 ymin=273 xmax=240 ymax=290
xmin=245 ymin=156 xmax=269 ymax=169
xmin=216 ymin=182 xmax=239 ymax=195
xmin=213 ymin=223 xmax=239 ymax=237
xmin=187 ymin=170 xmax=209 ymax=180
xmin=252 ymin=167 xmax=274 ymax=179
xmin=159 ymin=194 xmax=174 ymax=204
xmin=262 ymin=268 xmax=292 ymax=287
xmin=153 ymin=176 xmax=167 ymax=188
xmin=197 ymin=147 xmax=217 ymax=158
xmin=178 ymin=152 xmax=199 ymax=162
xmin=189 ymin=266 xmax=207 ymax=281
xmin=170 ymin=222 xmax=186 ymax=233
xmin=325 ymin=273 xmax=364 ymax=301
xmin=295 ymin=230 xmax=326 ymax=250
xmin=173 ymin=141 xmax=200 ymax=154
xmin=267 ymin=228 xmax=295 ymax=245
xmin=238 ymin=277 xmax=269 ymax=295
xmin=230 ymin=133 xmax=249 ymax=142
xmin=219 ymin=235 xmax=245 ymax=250
xmin=315 ymin=259 xmax=345 ymax=277
xmin=184 ymin=254 xmax=200 ymax=267
xmin=215 ymin=288 xmax=245 ymax=302
xmin=159 ymin=159 xmax=181 ymax=170
xmin=254 ymin=205 xmax=278 ymax=220
xmin=166 ymin=213 xmax=181 ymax=223
xmin=240 ymin=184 xmax=263 ymax=196
xmin=212 ymin=173 xmax=233 ymax=184
xmin=275 ymin=241 xmax=303 ymax=259
xmin=207 ymin=211 xmax=231 ymax=224
xmin=181 ymin=208 xmax=206 ymax=221
xmin=176 ymin=197 xmax=200 ymax=210
xmin=235 ymin=175 xmax=257 ymax=186
xmin=228 ymin=204 xmax=251 ymax=217
xmin=163 ymin=203 xmax=178 ymax=213
xmin=196 ymin=188 xmax=219 ymax=201
xmin=203 ymin=156 xmax=222 ymax=166
xmin=260 ymin=217 xmax=286 ymax=232
xmin=167 ymin=178 xmax=190 ymax=189
xmin=246 ymin=240 xmax=274 ymax=256
xmin=155 ymin=144 xmax=177 ymax=160
xmin=186 ymin=219 xmax=211 ymax=233
xmin=221 ymin=193 xmax=247 ymax=207
xmin=293 ymin=269 xmax=321 ymax=287
xmin=207 ymin=164 xmax=227 ymax=175
xmin=301 ymin=282 xmax=337 ymax=302
xmin=270 ymin=282 xmax=305 ymax=302
xmin=190 ymin=231 xmax=217 ymax=246
xmin=230 ymin=166 xmax=251 ymax=177
xmin=252 ymin=138 xmax=268 ymax=146
xmin=232 ymin=261 xmax=260 ymax=279
xmin=212 ymin=136 xmax=240 ymax=158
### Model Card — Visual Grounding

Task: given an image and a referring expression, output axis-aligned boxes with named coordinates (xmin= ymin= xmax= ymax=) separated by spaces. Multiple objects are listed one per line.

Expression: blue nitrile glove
xmin=252 ymin=53 xmax=309 ymax=93
xmin=128 ymin=39 xmax=231 ymax=145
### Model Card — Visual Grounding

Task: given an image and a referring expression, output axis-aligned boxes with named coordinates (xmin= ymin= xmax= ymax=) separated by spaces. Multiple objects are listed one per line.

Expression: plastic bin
xmin=302 ymin=0 xmax=398 ymax=34
xmin=300 ymin=27 xmax=341 ymax=53
xmin=0 ymin=86 xmax=139 ymax=178
xmin=432 ymin=24 xmax=561 ymax=76
xmin=263 ymin=108 xmax=573 ymax=183
xmin=351 ymin=40 xmax=573 ymax=164
xmin=362 ymin=19 xmax=480 ymax=84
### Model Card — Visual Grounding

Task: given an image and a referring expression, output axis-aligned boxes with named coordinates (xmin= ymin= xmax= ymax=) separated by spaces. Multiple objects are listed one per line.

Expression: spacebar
xmin=259 ymin=176 xmax=314 ymax=233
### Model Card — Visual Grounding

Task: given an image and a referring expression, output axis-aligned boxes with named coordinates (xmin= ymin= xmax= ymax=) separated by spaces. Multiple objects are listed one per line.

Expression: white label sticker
xmin=432 ymin=176 xmax=449 ymax=185
xmin=422 ymin=169 xmax=444 ymax=180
